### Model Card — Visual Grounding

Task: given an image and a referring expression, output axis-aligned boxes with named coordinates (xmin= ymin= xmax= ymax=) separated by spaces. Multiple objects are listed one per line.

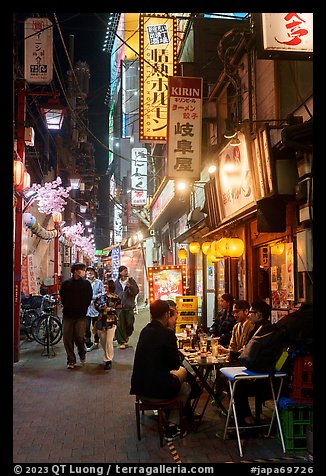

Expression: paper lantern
xmin=202 ymin=242 xmax=212 ymax=255
xmin=177 ymin=248 xmax=187 ymax=260
xmin=52 ymin=211 xmax=62 ymax=224
xmin=215 ymin=237 xmax=229 ymax=257
xmin=228 ymin=238 xmax=245 ymax=258
xmin=189 ymin=241 xmax=201 ymax=254
xmin=207 ymin=251 xmax=221 ymax=263
xmin=210 ymin=240 xmax=224 ymax=258
xmin=217 ymin=237 xmax=245 ymax=258
xmin=14 ymin=160 xmax=25 ymax=187
xmin=23 ymin=171 xmax=30 ymax=190
xmin=271 ymin=243 xmax=285 ymax=256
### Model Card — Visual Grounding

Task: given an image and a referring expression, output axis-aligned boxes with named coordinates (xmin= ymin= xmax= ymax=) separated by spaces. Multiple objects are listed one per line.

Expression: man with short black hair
xmin=60 ymin=262 xmax=92 ymax=369
xmin=130 ymin=299 xmax=191 ymax=439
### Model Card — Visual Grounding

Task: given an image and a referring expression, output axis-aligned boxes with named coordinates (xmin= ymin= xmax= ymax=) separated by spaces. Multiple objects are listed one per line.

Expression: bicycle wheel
xmin=21 ymin=309 xmax=39 ymax=340
xmin=31 ymin=315 xmax=62 ymax=345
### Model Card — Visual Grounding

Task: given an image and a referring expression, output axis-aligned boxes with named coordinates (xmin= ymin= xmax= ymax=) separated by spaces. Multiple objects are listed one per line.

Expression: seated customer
xmin=209 ymin=293 xmax=235 ymax=347
xmin=218 ymin=299 xmax=254 ymax=360
xmin=232 ymin=300 xmax=274 ymax=429
xmin=130 ymin=299 xmax=191 ymax=439
xmin=213 ymin=300 xmax=254 ymax=405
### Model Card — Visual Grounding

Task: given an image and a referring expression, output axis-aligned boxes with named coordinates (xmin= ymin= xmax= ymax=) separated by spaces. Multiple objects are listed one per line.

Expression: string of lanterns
xmin=178 ymin=237 xmax=245 ymax=261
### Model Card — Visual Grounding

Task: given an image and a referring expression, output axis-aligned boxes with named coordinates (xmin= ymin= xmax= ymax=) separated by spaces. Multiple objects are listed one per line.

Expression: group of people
xmin=59 ymin=263 xmax=278 ymax=438
xmin=59 ymin=262 xmax=139 ymax=370
xmin=130 ymin=293 xmax=277 ymax=440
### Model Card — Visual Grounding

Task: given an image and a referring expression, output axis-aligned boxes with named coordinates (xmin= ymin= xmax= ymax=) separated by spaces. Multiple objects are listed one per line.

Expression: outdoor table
xmin=178 ymin=347 xmax=229 ymax=429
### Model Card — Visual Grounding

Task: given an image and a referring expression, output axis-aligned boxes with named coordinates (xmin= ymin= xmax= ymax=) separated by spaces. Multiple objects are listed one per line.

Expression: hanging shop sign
xmin=111 ymin=246 xmax=121 ymax=280
xmin=114 ymin=203 xmax=123 ymax=244
xmin=216 ymin=132 xmax=255 ymax=220
xmin=131 ymin=147 xmax=148 ymax=206
xmin=139 ymin=14 xmax=177 ymax=141
xmin=27 ymin=254 xmax=38 ymax=295
xmin=24 ymin=17 xmax=53 ymax=84
xmin=167 ymin=76 xmax=203 ymax=181
xmin=151 ymin=180 xmax=175 ymax=225
xmin=255 ymin=13 xmax=313 ymax=60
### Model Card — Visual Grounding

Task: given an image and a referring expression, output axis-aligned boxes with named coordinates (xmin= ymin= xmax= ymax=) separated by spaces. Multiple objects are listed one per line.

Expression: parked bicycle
xmin=31 ymin=294 xmax=63 ymax=354
xmin=20 ymin=303 xmax=40 ymax=340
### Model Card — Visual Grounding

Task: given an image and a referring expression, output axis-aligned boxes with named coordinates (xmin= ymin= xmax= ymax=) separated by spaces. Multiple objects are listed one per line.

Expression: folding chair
xmin=219 ymin=366 xmax=287 ymax=457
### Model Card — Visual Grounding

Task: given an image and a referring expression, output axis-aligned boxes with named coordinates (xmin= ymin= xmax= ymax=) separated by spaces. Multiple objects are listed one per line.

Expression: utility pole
xmin=13 ymin=81 xmax=26 ymax=362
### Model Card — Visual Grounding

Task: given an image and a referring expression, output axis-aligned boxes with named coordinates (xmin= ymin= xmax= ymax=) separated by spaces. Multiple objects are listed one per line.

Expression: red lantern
xmin=14 ymin=160 xmax=25 ymax=188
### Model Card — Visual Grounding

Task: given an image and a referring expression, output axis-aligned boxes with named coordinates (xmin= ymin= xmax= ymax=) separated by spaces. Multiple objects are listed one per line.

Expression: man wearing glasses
xmin=218 ymin=300 xmax=255 ymax=361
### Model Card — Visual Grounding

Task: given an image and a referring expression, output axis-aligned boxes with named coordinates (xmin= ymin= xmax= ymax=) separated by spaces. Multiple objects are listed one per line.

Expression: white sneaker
xmin=91 ymin=343 xmax=99 ymax=351
xmin=86 ymin=347 xmax=92 ymax=352
xmin=67 ymin=363 xmax=75 ymax=369
xmin=80 ymin=357 xmax=86 ymax=366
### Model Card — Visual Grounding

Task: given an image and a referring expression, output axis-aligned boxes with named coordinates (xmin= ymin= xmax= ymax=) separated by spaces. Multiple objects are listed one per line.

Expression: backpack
xmin=238 ymin=323 xmax=287 ymax=373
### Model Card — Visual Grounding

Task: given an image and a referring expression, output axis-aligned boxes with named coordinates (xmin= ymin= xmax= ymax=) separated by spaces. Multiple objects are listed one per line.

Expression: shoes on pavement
xmin=119 ymin=344 xmax=127 ymax=349
xmin=87 ymin=343 xmax=98 ymax=352
xmin=104 ymin=361 xmax=112 ymax=370
xmin=80 ymin=357 xmax=86 ymax=366
xmin=67 ymin=363 xmax=75 ymax=369
xmin=164 ymin=424 xmax=181 ymax=441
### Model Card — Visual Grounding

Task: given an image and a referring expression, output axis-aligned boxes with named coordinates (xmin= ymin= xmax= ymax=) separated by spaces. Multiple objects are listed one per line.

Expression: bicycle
xmin=31 ymin=294 xmax=63 ymax=355
xmin=20 ymin=304 xmax=40 ymax=340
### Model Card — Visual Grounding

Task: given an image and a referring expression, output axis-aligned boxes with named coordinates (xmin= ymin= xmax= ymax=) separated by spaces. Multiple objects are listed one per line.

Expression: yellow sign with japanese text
xmin=139 ymin=14 xmax=177 ymax=141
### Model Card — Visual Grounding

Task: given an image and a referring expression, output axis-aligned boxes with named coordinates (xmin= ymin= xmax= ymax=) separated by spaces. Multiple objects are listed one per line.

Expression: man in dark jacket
xmin=114 ymin=265 xmax=139 ymax=349
xmin=60 ymin=262 xmax=93 ymax=369
xmin=209 ymin=293 xmax=235 ymax=346
xmin=130 ymin=299 xmax=187 ymax=399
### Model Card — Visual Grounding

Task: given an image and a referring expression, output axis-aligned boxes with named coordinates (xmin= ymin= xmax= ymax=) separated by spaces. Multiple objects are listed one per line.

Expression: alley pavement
xmin=13 ymin=307 xmax=310 ymax=466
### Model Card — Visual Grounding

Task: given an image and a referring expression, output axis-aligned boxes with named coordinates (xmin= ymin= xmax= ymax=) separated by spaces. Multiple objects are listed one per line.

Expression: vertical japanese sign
xmin=27 ymin=254 xmax=38 ymax=295
xmin=262 ymin=13 xmax=313 ymax=53
xmin=139 ymin=14 xmax=177 ymax=141
xmin=131 ymin=148 xmax=148 ymax=206
xmin=111 ymin=246 xmax=121 ymax=280
xmin=167 ymin=76 xmax=203 ymax=180
xmin=114 ymin=203 xmax=123 ymax=244
xmin=24 ymin=17 xmax=53 ymax=84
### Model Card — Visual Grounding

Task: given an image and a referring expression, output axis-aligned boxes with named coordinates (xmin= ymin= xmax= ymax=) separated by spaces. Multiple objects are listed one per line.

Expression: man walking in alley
xmin=60 ymin=262 xmax=93 ymax=369
xmin=114 ymin=265 xmax=139 ymax=349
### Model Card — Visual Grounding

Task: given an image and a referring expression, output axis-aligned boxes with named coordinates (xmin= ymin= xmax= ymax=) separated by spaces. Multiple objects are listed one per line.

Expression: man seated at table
xmin=218 ymin=300 xmax=254 ymax=361
xmin=213 ymin=300 xmax=254 ymax=405
xmin=130 ymin=299 xmax=191 ymax=440
xmin=231 ymin=300 xmax=276 ymax=432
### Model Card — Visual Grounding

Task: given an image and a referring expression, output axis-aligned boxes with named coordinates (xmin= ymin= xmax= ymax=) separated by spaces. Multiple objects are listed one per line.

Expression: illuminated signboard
xmin=131 ymin=147 xmax=148 ymax=206
xmin=148 ymin=265 xmax=186 ymax=302
xmin=151 ymin=180 xmax=175 ymax=224
xmin=139 ymin=14 xmax=177 ymax=141
xmin=217 ymin=132 xmax=255 ymax=220
xmin=24 ymin=17 xmax=53 ymax=84
xmin=167 ymin=76 xmax=203 ymax=180
xmin=255 ymin=13 xmax=313 ymax=60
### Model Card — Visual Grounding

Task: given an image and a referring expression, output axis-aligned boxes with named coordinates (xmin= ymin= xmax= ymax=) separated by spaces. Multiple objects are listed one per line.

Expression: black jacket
xmin=209 ymin=309 xmax=236 ymax=347
xmin=60 ymin=277 xmax=92 ymax=318
xmin=130 ymin=320 xmax=181 ymax=399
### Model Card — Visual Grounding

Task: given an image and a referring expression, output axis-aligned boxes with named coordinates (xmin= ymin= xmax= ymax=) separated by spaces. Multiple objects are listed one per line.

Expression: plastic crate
xmin=291 ymin=355 xmax=313 ymax=403
xmin=277 ymin=397 xmax=313 ymax=454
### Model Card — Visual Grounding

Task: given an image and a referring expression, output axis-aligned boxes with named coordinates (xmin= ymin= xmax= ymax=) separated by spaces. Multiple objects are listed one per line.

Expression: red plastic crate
xmin=291 ymin=355 xmax=313 ymax=403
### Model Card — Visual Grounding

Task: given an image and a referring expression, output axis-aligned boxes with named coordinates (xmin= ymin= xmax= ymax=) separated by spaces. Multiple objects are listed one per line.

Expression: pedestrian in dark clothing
xmin=114 ymin=265 xmax=139 ymax=349
xmin=59 ymin=262 xmax=92 ymax=369
xmin=209 ymin=293 xmax=236 ymax=347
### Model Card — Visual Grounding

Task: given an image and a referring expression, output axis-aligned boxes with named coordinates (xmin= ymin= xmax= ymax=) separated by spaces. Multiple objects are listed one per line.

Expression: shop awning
xmin=174 ymin=217 xmax=211 ymax=244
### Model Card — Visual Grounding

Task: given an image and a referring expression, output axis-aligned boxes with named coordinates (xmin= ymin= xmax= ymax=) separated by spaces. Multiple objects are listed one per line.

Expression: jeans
xmin=85 ymin=316 xmax=99 ymax=347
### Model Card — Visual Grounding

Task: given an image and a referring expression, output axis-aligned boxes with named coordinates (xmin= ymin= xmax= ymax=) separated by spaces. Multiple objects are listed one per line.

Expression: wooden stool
xmin=135 ymin=396 xmax=184 ymax=447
